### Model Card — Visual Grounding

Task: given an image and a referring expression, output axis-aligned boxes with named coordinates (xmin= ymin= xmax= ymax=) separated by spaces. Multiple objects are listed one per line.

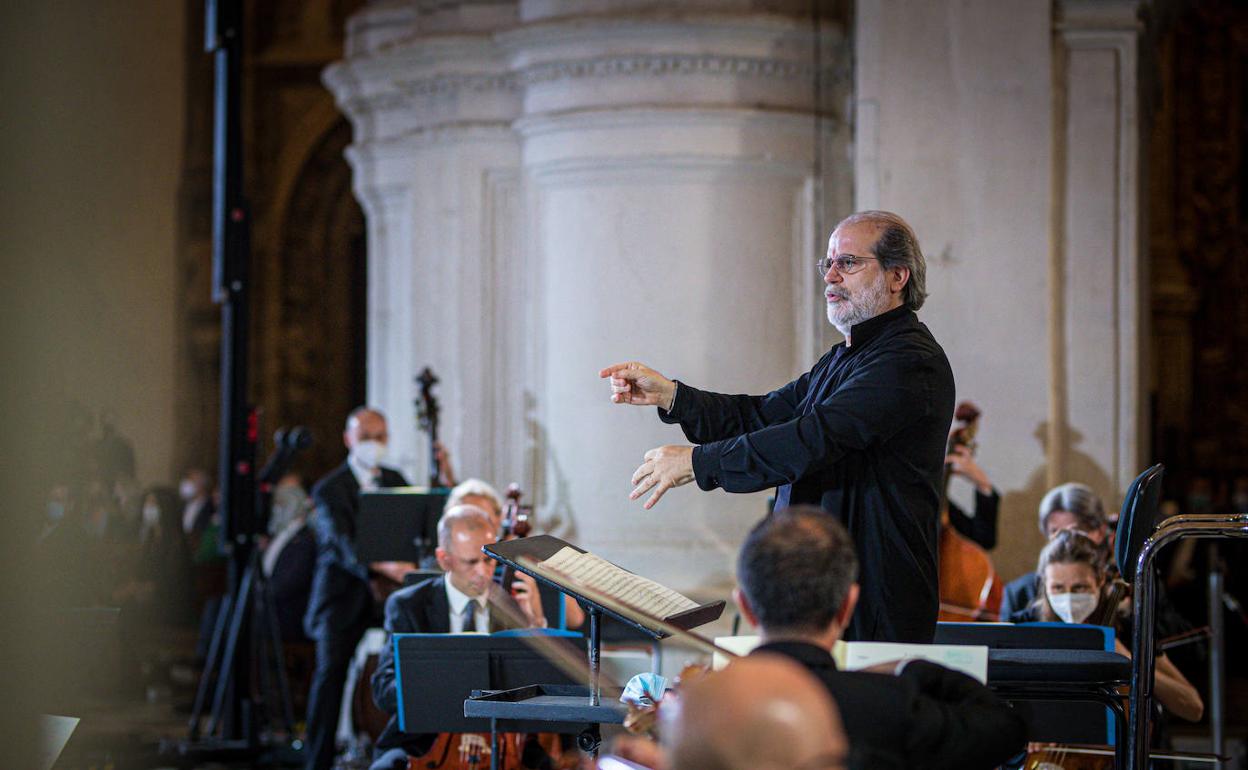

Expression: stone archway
xmin=255 ymin=118 xmax=366 ymax=481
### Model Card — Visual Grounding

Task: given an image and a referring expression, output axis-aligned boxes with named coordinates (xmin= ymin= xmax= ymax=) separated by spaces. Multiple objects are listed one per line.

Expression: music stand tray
xmin=464 ymin=684 xmax=626 ymax=725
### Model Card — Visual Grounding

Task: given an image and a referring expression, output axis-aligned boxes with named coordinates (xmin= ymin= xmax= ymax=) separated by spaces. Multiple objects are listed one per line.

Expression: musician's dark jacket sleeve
xmin=896 ymin=659 xmax=1028 ymax=769
xmin=304 ymin=464 xmax=408 ymax=638
xmin=755 ymin=641 xmax=1026 ymax=770
xmin=947 ymin=489 xmax=1000 ymax=550
xmin=371 ymin=577 xmax=450 ymax=756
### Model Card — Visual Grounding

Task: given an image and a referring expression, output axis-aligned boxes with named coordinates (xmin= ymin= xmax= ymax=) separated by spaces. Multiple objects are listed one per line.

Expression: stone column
xmin=325 ymin=2 xmax=524 ymax=485
xmin=506 ymin=5 xmax=847 ymax=593
xmin=1053 ymin=0 xmax=1146 ymax=495
xmin=328 ymin=1 xmax=849 ymax=595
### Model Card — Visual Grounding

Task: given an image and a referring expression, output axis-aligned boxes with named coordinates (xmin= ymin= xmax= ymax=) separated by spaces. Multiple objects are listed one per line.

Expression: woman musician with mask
xmin=1016 ymin=529 xmax=1204 ymax=724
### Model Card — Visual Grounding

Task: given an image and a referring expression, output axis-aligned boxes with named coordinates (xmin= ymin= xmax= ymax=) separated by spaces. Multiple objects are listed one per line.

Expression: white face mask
xmin=351 ymin=440 xmax=387 ymax=470
xmin=180 ymin=479 xmax=198 ymax=501
xmin=1049 ymin=591 xmax=1098 ymax=624
xmin=142 ymin=503 xmax=161 ymax=527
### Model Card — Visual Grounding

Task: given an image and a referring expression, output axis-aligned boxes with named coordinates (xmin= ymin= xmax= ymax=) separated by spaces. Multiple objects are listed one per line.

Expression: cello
xmin=936 ymin=402 xmax=1004 ymax=621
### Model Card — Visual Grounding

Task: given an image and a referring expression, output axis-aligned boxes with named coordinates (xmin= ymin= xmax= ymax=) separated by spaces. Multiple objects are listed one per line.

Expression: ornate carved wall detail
xmin=1149 ymin=0 xmax=1248 ymax=484
xmin=519 ymin=53 xmax=815 ymax=84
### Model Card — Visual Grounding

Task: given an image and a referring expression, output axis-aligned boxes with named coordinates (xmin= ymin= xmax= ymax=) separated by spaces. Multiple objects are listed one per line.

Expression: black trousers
xmin=304 ymin=614 xmax=368 ymax=770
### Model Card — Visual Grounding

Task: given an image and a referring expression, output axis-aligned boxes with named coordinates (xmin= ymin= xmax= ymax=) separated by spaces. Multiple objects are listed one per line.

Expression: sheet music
xmin=543 ymin=547 xmax=698 ymax=619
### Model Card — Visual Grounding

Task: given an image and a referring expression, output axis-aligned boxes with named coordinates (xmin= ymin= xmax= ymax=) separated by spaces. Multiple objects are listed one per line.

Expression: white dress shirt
xmin=444 ymin=577 xmax=490 ymax=633
xmin=348 ymin=454 xmax=381 ymax=492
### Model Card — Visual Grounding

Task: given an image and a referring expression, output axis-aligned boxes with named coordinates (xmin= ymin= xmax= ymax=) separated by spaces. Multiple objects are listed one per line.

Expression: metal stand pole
xmin=588 ymin=608 xmax=602 ymax=706
xmin=490 ymin=718 xmax=499 ymax=770
xmin=1208 ymin=543 xmax=1225 ymax=769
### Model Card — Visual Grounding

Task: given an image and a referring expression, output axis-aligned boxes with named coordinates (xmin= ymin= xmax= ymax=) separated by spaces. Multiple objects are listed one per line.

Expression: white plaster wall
xmin=856 ymin=0 xmax=1145 ymax=580
xmin=857 ymin=0 xmax=1059 ymax=578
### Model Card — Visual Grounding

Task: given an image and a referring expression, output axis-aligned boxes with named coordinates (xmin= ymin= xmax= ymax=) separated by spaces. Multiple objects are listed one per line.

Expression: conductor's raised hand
xmin=630 ymin=445 xmax=694 ymax=509
xmin=599 ymin=361 xmax=676 ymax=410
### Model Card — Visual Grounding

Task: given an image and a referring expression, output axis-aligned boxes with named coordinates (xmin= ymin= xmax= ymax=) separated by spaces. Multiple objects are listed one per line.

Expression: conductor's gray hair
xmin=835 ymin=210 xmax=928 ymax=311
xmin=437 ymin=504 xmax=495 ymax=550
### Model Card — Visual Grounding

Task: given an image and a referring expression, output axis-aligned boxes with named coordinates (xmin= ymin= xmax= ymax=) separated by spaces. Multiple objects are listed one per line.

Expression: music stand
xmin=394 ymin=634 xmax=601 ymax=770
xmin=355 ymin=487 xmax=448 ymax=565
xmin=471 ymin=535 xmax=724 ymax=741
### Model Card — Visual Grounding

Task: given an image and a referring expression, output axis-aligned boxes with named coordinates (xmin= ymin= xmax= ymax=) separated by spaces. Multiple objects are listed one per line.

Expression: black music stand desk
xmin=394 ymin=633 xmax=598 ymax=768
xmin=469 ymin=536 xmax=725 ymax=752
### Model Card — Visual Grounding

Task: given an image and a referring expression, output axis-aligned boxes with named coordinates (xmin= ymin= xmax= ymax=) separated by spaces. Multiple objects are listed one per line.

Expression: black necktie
xmin=461 ymin=601 xmax=476 ymax=633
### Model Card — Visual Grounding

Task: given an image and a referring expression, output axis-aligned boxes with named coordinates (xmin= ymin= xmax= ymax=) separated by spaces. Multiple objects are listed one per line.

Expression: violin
xmin=937 ymin=402 xmax=1004 ymax=621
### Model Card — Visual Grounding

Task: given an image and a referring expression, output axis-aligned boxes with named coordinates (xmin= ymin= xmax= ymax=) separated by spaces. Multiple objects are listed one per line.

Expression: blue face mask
xmin=47 ymin=501 xmax=65 ymax=522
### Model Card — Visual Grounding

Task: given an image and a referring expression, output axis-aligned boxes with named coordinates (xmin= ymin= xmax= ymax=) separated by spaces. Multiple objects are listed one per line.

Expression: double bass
xmin=937 ymin=402 xmax=1004 ymax=621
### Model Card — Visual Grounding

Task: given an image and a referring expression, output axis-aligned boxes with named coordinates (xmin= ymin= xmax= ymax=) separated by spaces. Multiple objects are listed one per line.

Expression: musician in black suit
xmin=369 ymin=504 xmax=547 ymax=770
xmin=736 ymin=505 xmax=1027 ymax=770
xmin=303 ymin=407 xmax=412 ymax=770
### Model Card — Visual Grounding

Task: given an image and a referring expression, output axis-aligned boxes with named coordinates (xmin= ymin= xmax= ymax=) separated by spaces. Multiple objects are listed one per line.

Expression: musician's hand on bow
xmin=599 ymin=361 xmax=677 ymax=410
xmin=630 ymin=445 xmax=694 ymax=509
xmin=511 ymin=570 xmax=547 ymax=628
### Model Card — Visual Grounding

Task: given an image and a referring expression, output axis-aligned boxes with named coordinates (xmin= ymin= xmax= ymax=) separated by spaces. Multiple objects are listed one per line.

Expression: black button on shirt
xmin=660 ymin=304 xmax=955 ymax=642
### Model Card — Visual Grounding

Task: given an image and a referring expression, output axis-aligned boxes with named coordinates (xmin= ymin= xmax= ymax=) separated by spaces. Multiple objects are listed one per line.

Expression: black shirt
xmin=948 ymin=488 xmax=1000 ymax=550
xmin=661 ymin=305 xmax=955 ymax=642
xmin=754 ymin=640 xmax=1026 ymax=770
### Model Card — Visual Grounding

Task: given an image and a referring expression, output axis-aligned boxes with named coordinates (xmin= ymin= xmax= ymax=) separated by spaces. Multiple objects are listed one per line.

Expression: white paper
xmin=712 ymin=634 xmax=763 ymax=670
xmin=543 ymin=547 xmax=698 ymax=619
xmin=834 ymin=641 xmax=989 ymax=683
xmin=39 ymin=715 xmax=79 ymax=770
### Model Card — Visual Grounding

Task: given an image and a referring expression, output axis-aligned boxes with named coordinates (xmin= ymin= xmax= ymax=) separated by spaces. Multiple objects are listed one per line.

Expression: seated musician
xmin=368 ymin=504 xmax=548 ymax=770
xmin=1000 ymin=482 xmax=1111 ymax=619
xmin=734 ymin=505 xmax=1027 ymax=770
xmin=1014 ymin=529 xmax=1204 ymax=723
xmin=999 ymin=483 xmax=1196 ymax=662
xmin=447 ymin=476 xmax=585 ymax=630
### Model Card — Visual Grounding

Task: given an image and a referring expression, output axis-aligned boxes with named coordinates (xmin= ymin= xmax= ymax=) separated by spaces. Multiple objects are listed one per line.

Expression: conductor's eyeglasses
xmin=817 ymin=254 xmax=878 ymax=276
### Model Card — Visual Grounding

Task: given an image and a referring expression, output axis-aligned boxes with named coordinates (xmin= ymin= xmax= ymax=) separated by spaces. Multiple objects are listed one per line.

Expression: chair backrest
xmin=935 ymin=621 xmax=1114 ymax=651
xmin=1114 ymin=463 xmax=1164 ymax=584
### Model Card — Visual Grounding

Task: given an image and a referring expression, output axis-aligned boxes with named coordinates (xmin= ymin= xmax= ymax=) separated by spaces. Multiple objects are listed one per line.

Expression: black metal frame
xmin=1127 ymin=512 xmax=1248 ymax=770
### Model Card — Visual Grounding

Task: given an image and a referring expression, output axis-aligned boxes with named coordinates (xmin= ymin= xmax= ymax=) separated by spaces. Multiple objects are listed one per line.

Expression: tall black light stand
xmin=168 ymin=0 xmax=275 ymax=760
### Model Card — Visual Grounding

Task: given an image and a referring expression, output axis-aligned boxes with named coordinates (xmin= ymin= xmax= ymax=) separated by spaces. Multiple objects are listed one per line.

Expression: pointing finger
xmin=598 ymin=362 xmax=636 ymax=378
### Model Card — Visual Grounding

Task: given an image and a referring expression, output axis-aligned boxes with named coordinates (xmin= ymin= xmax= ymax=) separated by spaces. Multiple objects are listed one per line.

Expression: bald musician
xmin=665 ymin=655 xmax=849 ymax=770
xmin=735 ymin=506 xmax=1026 ymax=770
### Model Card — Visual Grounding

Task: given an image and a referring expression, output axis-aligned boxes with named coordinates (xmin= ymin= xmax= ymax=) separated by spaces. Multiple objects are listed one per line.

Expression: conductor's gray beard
xmin=826 ymin=275 xmax=891 ymax=337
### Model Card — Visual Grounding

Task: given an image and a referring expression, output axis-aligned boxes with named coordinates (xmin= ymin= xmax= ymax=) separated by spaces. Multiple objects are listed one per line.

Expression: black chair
xmin=934 ymin=463 xmax=1167 ymax=769
xmin=1125 ymin=490 xmax=1248 ymax=768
